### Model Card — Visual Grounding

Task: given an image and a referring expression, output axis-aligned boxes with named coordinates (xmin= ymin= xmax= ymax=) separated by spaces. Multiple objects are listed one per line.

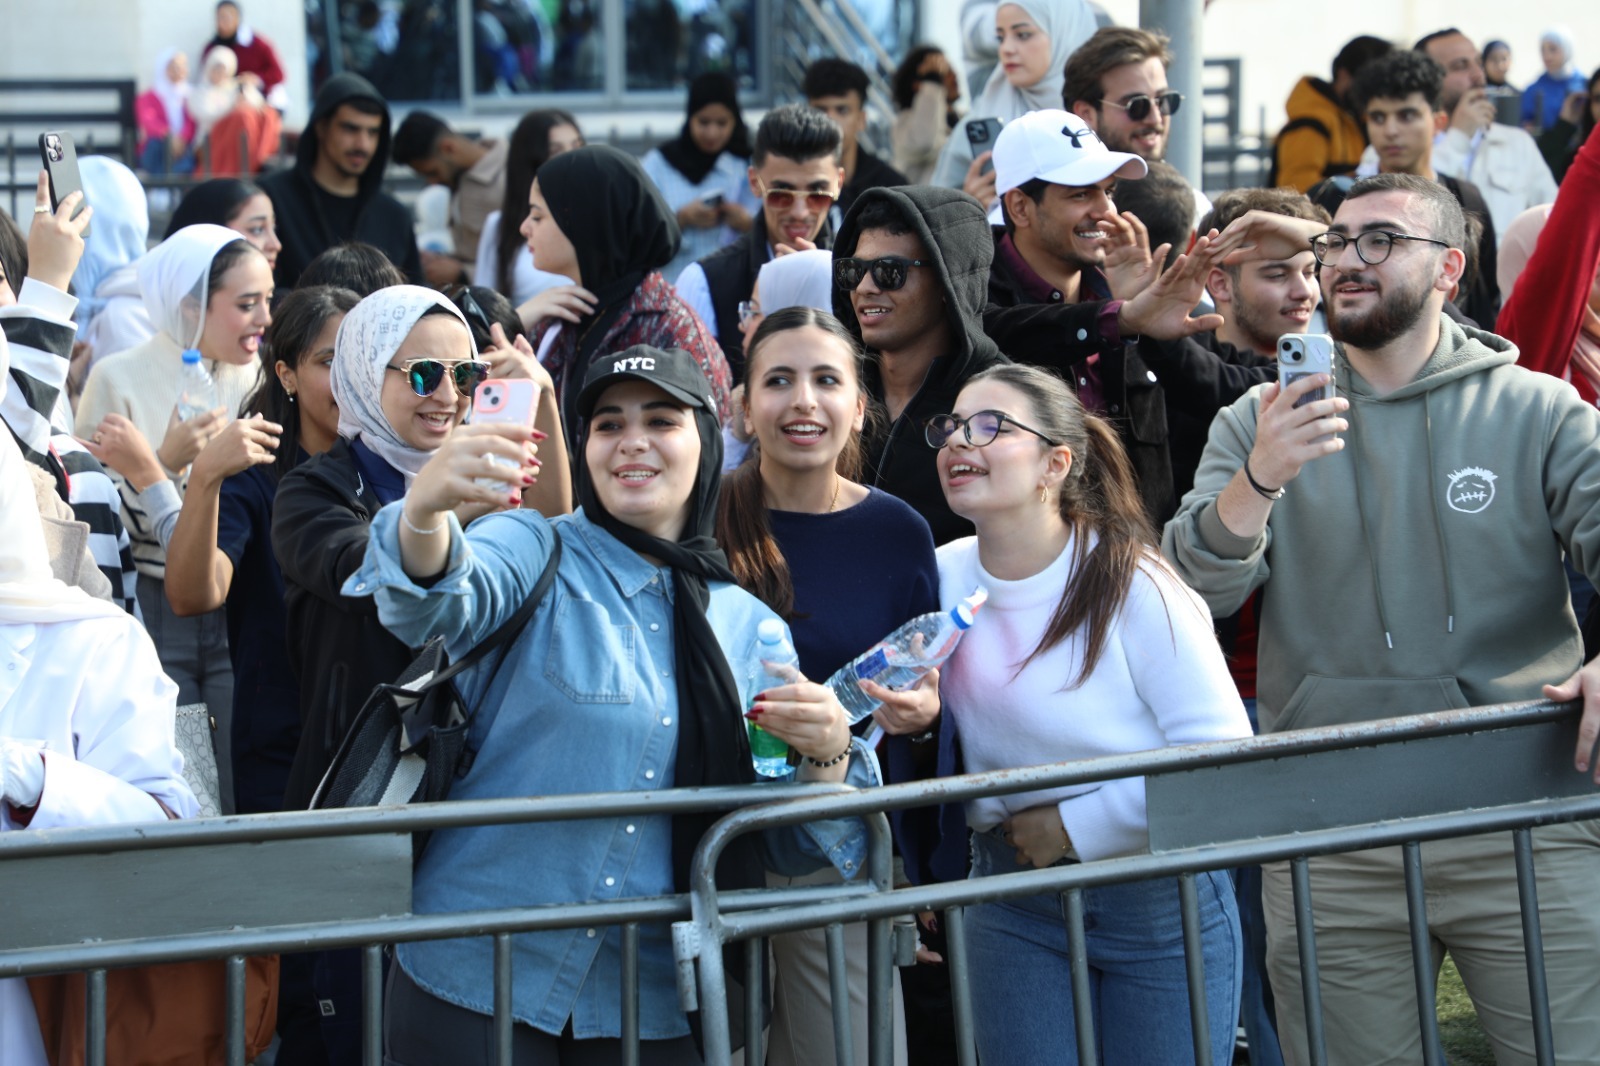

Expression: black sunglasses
xmin=834 ymin=256 xmax=930 ymax=292
xmin=386 ymin=358 xmax=493 ymax=397
xmin=925 ymin=410 xmax=1061 ymax=449
xmin=1099 ymin=91 xmax=1183 ymax=122
xmin=444 ymin=283 xmax=493 ymax=341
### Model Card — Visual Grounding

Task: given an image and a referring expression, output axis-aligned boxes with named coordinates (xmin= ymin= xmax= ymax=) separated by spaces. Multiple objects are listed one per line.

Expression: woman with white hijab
xmin=76 ymin=224 xmax=273 ymax=810
xmin=929 ymin=0 xmax=1098 ymax=201
xmin=133 ymin=46 xmax=195 ymax=174
xmin=0 ymin=330 xmax=199 ymax=1066
xmin=73 ymin=156 xmax=157 ymax=371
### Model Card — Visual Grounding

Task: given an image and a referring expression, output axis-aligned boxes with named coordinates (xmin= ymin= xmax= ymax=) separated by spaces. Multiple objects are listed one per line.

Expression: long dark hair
xmin=892 ymin=44 xmax=945 ymax=112
xmin=964 ymin=364 xmax=1160 ymax=686
xmin=496 ymin=109 xmax=580 ymax=298
xmin=716 ymin=307 xmax=871 ymax=617
xmin=1582 ymin=66 xmax=1600 ymax=144
xmin=242 ymin=285 xmax=360 ymax=480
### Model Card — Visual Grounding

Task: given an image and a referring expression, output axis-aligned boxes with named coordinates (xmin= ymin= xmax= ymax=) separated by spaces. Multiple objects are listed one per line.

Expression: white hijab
xmin=152 ymin=46 xmax=190 ymax=137
xmin=330 ymin=286 xmax=477 ymax=485
xmin=970 ymin=0 xmax=1099 ymax=121
xmin=0 ymin=331 xmax=126 ymax=624
xmin=137 ymin=223 xmax=246 ymax=350
xmin=756 ymin=249 xmax=834 ymax=314
xmin=192 ymin=47 xmax=241 ymax=138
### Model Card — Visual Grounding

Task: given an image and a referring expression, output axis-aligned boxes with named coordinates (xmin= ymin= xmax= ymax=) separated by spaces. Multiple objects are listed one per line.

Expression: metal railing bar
xmin=1178 ymin=873 xmax=1213 ymax=1066
xmin=363 ymin=944 xmax=384 ymax=1066
xmin=744 ymin=937 xmax=764 ymax=1065
xmin=1291 ymin=858 xmax=1328 ymax=1066
xmin=1402 ymin=842 xmax=1444 ymax=1066
xmin=225 ymin=954 xmax=246 ymax=1066
xmin=826 ymin=923 xmax=854 ymax=1066
xmin=710 ymin=793 xmax=1600 ymax=943
xmin=494 ymin=933 xmax=514 ymax=1066
xmin=943 ymin=906 xmax=978 ymax=1066
xmin=1512 ymin=829 xmax=1555 ymax=1066
xmin=86 ymin=967 xmax=106 ymax=1066
xmin=867 ymin=912 xmax=893 ymax=1066
xmin=1061 ymin=888 xmax=1096 ymax=1065
xmin=621 ymin=923 xmax=640 ymax=1066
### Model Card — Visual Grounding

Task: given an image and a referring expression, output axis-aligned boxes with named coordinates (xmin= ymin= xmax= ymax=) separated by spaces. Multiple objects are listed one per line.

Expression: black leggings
xmin=384 ymin=964 xmax=706 ymax=1066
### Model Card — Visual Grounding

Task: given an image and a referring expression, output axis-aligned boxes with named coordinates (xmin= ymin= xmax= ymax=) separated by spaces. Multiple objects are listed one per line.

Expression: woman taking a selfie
xmin=930 ymin=363 xmax=1249 ymax=1065
xmin=345 ymin=344 xmax=875 ymax=1064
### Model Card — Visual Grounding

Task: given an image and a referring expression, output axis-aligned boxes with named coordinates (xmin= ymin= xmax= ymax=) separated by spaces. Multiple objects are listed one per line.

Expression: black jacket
xmin=1136 ymin=332 xmax=1276 ymax=501
xmin=270 ymin=438 xmax=414 ymax=809
xmin=982 ymin=232 xmax=1177 ymax=524
xmin=834 ymin=186 xmax=1008 ymax=547
xmin=838 ymin=147 xmax=910 ymax=217
xmin=697 ymin=212 xmax=833 ymax=381
xmin=257 ymin=73 xmax=422 ymax=291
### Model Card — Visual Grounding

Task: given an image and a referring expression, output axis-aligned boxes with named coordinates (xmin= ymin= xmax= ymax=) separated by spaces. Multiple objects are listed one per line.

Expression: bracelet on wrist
xmin=804 ymin=742 xmax=854 ymax=768
xmin=402 ymin=509 xmax=446 ymax=536
xmin=1243 ymin=457 xmax=1285 ymax=501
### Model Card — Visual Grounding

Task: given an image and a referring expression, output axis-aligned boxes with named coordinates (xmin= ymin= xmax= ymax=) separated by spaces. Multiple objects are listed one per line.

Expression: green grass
xmin=1437 ymin=955 xmax=1495 ymax=1066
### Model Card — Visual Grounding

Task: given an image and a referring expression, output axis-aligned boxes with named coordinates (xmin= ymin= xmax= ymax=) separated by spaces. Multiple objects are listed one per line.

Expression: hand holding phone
xmin=965 ymin=118 xmax=1004 ymax=176
xmin=37 ymin=132 xmax=90 ymax=238
xmin=1278 ymin=333 xmax=1337 ymax=442
xmin=472 ymin=379 xmax=540 ymax=492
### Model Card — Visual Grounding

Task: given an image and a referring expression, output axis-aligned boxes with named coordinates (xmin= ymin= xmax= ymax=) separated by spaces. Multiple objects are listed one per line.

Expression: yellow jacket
xmin=1274 ymin=77 xmax=1366 ymax=193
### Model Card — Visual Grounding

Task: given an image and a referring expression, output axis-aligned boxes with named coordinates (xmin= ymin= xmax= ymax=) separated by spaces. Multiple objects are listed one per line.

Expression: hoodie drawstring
xmin=1423 ymin=392 xmax=1456 ymax=634
xmin=1345 ymin=397 xmax=1396 ymax=649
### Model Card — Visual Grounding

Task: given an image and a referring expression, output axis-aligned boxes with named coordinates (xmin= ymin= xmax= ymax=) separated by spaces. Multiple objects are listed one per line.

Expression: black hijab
xmin=657 ymin=72 xmax=753 ymax=185
xmin=573 ymin=346 xmax=764 ymax=894
xmin=539 ymin=145 xmax=681 ymax=430
xmin=164 ymin=178 xmax=259 ymax=239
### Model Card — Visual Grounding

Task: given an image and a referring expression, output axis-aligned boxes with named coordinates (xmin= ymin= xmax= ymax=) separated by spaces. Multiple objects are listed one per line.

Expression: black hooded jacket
xmin=833 ymin=186 xmax=1008 ymax=547
xmin=257 ymin=73 xmax=422 ymax=290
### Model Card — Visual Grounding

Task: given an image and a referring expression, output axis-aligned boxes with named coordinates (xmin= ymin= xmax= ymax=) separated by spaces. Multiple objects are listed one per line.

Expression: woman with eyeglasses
xmin=717 ymin=307 xmax=936 ymax=1064
xmin=927 ymin=363 xmax=1249 ymax=1064
xmin=269 ymin=286 xmax=565 ymax=812
xmin=642 ymin=72 xmax=760 ymax=281
xmin=930 ymin=0 xmax=1098 ymax=205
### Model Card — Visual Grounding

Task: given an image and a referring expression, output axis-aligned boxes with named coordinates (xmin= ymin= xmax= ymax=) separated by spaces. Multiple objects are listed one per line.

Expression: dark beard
xmin=1328 ymin=277 xmax=1432 ymax=351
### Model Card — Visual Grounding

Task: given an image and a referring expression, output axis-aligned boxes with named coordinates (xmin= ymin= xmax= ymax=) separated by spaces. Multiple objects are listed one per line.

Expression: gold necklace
xmin=829 ymin=476 xmax=841 ymax=513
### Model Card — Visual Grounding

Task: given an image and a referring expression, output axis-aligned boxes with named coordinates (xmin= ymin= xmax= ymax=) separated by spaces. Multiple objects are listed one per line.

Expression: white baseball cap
xmin=993 ymin=109 xmax=1148 ymax=197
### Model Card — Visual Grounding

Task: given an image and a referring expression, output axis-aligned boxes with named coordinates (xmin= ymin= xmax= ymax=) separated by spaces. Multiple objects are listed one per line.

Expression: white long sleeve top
xmin=937 ymin=535 xmax=1250 ymax=861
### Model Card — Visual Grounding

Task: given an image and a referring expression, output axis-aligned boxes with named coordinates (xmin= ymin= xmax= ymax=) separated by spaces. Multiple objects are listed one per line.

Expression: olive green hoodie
xmin=1162 ymin=314 xmax=1600 ymax=733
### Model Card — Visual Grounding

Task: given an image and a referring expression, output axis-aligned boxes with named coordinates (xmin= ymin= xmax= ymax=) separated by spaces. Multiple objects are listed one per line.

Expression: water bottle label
xmin=853 ymin=648 xmax=889 ymax=681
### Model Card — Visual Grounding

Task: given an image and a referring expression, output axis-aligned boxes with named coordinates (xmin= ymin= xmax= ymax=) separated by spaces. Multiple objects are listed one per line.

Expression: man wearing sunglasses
xmin=1167 ymin=173 xmax=1600 ymax=1066
xmin=675 ymin=105 xmax=844 ymax=375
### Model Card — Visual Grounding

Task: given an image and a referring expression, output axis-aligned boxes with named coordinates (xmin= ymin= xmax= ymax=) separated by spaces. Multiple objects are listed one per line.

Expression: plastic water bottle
xmin=748 ymin=619 xmax=798 ymax=778
xmin=176 ymin=349 xmax=218 ymax=421
xmin=826 ymin=588 xmax=988 ymax=724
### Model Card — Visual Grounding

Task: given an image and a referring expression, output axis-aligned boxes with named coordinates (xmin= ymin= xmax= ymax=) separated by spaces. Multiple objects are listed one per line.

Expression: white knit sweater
xmin=937 ymin=534 xmax=1250 ymax=861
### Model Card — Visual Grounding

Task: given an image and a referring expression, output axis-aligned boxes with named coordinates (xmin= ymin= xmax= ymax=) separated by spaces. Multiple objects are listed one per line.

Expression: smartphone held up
xmin=37 ymin=131 xmax=90 ymax=237
xmin=1278 ymin=333 xmax=1337 ymax=442
xmin=471 ymin=378 xmax=540 ymax=493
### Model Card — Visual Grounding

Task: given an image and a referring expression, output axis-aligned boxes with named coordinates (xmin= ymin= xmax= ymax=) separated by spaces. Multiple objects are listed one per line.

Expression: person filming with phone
xmin=1164 ymin=174 xmax=1600 ymax=1066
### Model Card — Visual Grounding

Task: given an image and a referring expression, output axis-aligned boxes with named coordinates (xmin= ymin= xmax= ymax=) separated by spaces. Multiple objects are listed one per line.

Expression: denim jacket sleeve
xmin=341 ymin=503 xmax=557 ymax=659
xmin=759 ymin=738 xmax=882 ymax=881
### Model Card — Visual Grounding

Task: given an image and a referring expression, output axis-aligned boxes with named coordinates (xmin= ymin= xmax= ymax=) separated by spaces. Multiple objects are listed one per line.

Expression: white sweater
xmin=937 ymin=535 xmax=1250 ymax=861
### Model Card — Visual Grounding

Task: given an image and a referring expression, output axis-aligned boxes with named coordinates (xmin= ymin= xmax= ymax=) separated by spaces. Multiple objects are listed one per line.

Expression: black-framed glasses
xmin=444 ymin=283 xmax=492 ymax=341
xmin=925 ymin=410 xmax=1061 ymax=449
xmin=386 ymin=358 xmax=492 ymax=397
xmin=738 ymin=299 xmax=761 ymax=327
xmin=1309 ymin=230 xmax=1450 ymax=267
xmin=1098 ymin=91 xmax=1183 ymax=122
xmin=754 ymin=176 xmax=838 ymax=214
xmin=834 ymin=256 xmax=930 ymax=292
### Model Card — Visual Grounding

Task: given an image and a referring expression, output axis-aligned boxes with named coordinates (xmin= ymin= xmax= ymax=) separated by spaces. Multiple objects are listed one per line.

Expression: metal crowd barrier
xmin=2 ymin=699 xmax=1596 ymax=1066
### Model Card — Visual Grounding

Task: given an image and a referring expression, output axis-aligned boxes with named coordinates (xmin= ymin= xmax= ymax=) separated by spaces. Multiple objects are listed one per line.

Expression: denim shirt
xmin=343 ymin=505 xmax=879 ymax=1040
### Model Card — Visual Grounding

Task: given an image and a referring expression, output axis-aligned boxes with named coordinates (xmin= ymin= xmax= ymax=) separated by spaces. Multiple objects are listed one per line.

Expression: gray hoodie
xmin=1163 ymin=314 xmax=1600 ymax=732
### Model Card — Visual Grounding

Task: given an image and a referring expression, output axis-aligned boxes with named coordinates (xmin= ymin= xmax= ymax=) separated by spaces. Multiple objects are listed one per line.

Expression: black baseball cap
xmin=576 ymin=345 xmax=712 ymax=421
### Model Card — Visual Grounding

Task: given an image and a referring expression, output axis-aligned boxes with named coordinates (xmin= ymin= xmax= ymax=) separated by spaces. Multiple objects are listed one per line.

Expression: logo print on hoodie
xmin=1446 ymin=467 xmax=1497 ymax=514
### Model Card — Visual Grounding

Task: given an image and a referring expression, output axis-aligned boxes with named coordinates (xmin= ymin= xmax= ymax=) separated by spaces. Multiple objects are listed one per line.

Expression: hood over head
xmin=297 ymin=72 xmax=393 ymax=200
xmin=832 ymin=184 xmax=1003 ymax=372
xmin=74 ymin=156 xmax=150 ymax=326
xmin=535 ymin=144 xmax=679 ymax=294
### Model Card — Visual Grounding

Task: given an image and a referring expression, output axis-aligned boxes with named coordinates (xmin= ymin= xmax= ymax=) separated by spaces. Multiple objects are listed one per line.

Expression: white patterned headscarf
xmin=330 ymin=285 xmax=476 ymax=485
xmin=137 ymin=223 xmax=247 ymax=349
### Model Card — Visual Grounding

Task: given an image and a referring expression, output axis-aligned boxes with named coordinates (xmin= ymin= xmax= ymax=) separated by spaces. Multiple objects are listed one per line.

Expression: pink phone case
xmin=472 ymin=379 xmax=540 ymax=428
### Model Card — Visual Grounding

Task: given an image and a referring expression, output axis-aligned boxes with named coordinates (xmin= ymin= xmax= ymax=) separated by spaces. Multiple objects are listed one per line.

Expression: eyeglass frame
xmin=385 ymin=358 xmax=493 ymax=397
xmin=752 ymin=176 xmax=839 ymax=215
xmin=833 ymin=255 xmax=932 ymax=292
xmin=925 ymin=409 xmax=1062 ymax=450
xmin=1309 ymin=229 xmax=1451 ymax=267
xmin=1097 ymin=91 xmax=1184 ymax=122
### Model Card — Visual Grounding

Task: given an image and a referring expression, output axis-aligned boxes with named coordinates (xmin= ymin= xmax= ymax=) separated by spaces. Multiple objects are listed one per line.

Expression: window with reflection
xmin=624 ymin=0 xmax=757 ymax=91
xmin=472 ymin=0 xmax=604 ymax=94
xmin=307 ymin=0 xmax=465 ymax=103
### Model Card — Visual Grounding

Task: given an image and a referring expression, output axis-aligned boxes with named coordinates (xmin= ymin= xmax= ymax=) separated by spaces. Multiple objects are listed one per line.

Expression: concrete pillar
xmin=1139 ymin=0 xmax=1204 ymax=190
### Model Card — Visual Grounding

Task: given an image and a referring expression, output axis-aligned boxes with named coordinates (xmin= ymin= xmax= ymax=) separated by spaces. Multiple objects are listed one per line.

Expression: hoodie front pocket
xmin=1273 ymin=673 xmax=1468 ymax=733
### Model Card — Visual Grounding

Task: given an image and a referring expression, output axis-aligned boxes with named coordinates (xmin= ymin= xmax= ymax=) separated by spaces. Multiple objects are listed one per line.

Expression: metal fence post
xmin=1511 ymin=828 xmax=1555 ymax=1066
xmin=1402 ymin=842 xmax=1445 ymax=1066
xmin=1060 ymin=888 xmax=1097 ymax=1065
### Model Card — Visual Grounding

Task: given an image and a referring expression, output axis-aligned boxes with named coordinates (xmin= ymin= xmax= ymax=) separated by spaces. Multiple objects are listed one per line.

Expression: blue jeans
xmin=965 ymin=828 xmax=1241 ymax=1065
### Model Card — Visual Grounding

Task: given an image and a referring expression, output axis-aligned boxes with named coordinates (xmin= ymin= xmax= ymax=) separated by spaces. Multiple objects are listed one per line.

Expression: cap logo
xmin=613 ymin=355 xmax=656 ymax=372
xmin=1061 ymin=126 xmax=1101 ymax=149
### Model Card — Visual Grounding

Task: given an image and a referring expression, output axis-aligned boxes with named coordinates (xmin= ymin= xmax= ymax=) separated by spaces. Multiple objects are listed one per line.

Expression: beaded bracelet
xmin=804 ymin=743 xmax=854 ymax=768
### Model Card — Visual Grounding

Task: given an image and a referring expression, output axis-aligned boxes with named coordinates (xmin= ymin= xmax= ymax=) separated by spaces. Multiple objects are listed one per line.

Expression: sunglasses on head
xmin=833 ymin=256 xmax=930 ymax=292
xmin=444 ymin=283 xmax=493 ymax=341
xmin=1099 ymin=91 xmax=1183 ymax=122
xmin=755 ymin=176 xmax=838 ymax=214
xmin=386 ymin=358 xmax=492 ymax=397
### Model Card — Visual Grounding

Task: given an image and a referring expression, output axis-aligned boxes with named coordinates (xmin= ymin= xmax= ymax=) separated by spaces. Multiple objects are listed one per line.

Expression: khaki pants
xmin=764 ymin=867 xmax=907 ymax=1066
xmin=1263 ymin=821 xmax=1600 ymax=1066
